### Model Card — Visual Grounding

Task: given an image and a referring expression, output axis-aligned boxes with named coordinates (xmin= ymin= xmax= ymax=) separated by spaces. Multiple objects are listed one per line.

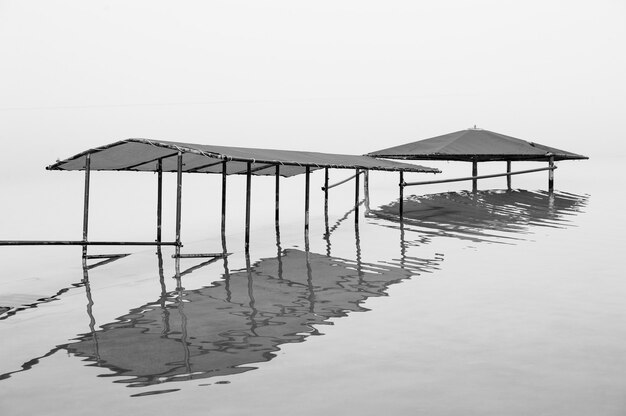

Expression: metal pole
xmin=364 ymin=169 xmax=370 ymax=214
xmin=275 ymin=165 xmax=280 ymax=227
xmin=0 ymin=240 xmax=181 ymax=246
xmin=472 ymin=160 xmax=478 ymax=192
xmin=221 ymin=160 xmax=227 ymax=252
xmin=354 ymin=168 xmax=360 ymax=225
xmin=324 ymin=171 xmax=362 ymax=190
xmin=156 ymin=159 xmax=163 ymax=243
xmin=324 ymin=167 xmax=329 ymax=228
xmin=82 ymin=153 xmax=91 ymax=258
xmin=245 ymin=161 xmax=252 ymax=252
xmin=506 ymin=160 xmax=512 ymax=190
xmin=175 ymin=151 xmax=183 ymax=258
xmin=305 ymin=166 xmax=310 ymax=241
xmin=221 ymin=160 xmax=227 ymax=234
xmin=548 ymin=155 xmax=555 ymax=192
xmin=403 ymin=166 xmax=557 ymax=187
xmin=399 ymin=171 xmax=404 ymax=220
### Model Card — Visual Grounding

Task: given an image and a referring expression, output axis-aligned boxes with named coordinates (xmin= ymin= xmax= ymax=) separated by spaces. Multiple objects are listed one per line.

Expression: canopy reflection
xmin=61 ymin=248 xmax=442 ymax=387
xmin=370 ymin=190 xmax=588 ymax=243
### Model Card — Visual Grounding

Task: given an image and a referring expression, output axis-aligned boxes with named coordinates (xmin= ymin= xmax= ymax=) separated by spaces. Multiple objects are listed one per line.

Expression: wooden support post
xmin=175 ymin=151 xmax=183 ymax=258
xmin=399 ymin=171 xmax=404 ymax=220
xmin=245 ymin=161 xmax=252 ymax=252
xmin=275 ymin=165 xmax=280 ymax=227
xmin=304 ymin=166 xmax=310 ymax=241
xmin=156 ymin=159 xmax=163 ymax=243
xmin=221 ymin=160 xmax=227 ymax=252
xmin=506 ymin=160 xmax=512 ymax=190
xmin=548 ymin=155 xmax=555 ymax=192
xmin=364 ymin=169 xmax=370 ymax=214
xmin=323 ymin=167 xmax=330 ymax=239
xmin=221 ymin=160 xmax=227 ymax=234
xmin=275 ymin=164 xmax=281 ymax=251
xmin=399 ymin=218 xmax=406 ymax=269
xmin=472 ymin=160 xmax=478 ymax=192
xmin=82 ymin=153 xmax=91 ymax=258
xmin=354 ymin=168 xmax=360 ymax=225
xmin=324 ymin=167 xmax=329 ymax=225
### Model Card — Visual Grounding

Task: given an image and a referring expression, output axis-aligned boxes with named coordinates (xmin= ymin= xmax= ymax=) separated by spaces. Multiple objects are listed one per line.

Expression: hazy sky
xmin=1 ymin=0 xmax=625 ymax=178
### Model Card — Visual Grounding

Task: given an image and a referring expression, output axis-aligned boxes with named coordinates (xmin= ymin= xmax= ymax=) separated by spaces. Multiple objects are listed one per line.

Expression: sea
xmin=1 ymin=156 xmax=624 ymax=415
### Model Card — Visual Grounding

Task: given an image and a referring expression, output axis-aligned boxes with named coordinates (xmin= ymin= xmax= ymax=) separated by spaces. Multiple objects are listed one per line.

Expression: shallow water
xmin=1 ymin=157 xmax=624 ymax=415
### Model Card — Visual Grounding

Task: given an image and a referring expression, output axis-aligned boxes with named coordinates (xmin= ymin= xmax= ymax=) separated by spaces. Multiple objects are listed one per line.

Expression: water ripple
xmin=370 ymin=190 xmax=588 ymax=244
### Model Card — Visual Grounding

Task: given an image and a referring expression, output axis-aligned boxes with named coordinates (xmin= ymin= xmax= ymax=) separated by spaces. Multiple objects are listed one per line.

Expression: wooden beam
xmin=322 ymin=170 xmax=364 ymax=191
xmin=0 ymin=241 xmax=180 ymax=246
xmin=187 ymin=159 xmax=224 ymax=173
xmin=172 ymin=253 xmax=228 ymax=259
xmin=232 ymin=163 xmax=275 ymax=175
xmin=402 ymin=166 xmax=557 ymax=187
xmin=119 ymin=151 xmax=179 ymax=170
xmin=85 ymin=254 xmax=129 ymax=259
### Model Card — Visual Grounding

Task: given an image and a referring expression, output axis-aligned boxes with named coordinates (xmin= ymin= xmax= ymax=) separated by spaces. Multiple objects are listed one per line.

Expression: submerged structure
xmin=368 ymin=128 xmax=588 ymax=217
xmin=40 ymin=139 xmax=439 ymax=259
xmin=0 ymin=129 xmax=589 ymax=256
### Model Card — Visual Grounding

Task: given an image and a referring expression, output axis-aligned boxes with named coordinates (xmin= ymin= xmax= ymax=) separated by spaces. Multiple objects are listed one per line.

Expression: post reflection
xmin=81 ymin=266 xmax=101 ymax=365
xmin=59 ymin=244 xmax=442 ymax=388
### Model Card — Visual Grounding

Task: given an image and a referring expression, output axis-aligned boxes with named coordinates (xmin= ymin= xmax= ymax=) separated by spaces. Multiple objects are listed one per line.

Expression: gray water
xmin=1 ymin=157 xmax=624 ymax=415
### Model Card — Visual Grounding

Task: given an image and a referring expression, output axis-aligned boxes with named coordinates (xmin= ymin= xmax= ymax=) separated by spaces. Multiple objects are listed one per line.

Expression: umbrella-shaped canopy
xmin=367 ymin=128 xmax=588 ymax=162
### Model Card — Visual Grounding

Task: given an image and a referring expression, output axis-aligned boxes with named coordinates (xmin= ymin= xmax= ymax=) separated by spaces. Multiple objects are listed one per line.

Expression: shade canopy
xmin=367 ymin=128 xmax=589 ymax=162
xmin=47 ymin=139 xmax=440 ymax=177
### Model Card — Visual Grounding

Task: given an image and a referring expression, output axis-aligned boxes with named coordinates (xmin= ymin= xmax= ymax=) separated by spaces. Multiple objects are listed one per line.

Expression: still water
xmin=1 ymin=158 xmax=624 ymax=415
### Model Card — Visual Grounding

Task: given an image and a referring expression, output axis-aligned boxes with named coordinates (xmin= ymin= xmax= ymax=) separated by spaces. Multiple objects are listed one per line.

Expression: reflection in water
xmin=370 ymin=190 xmax=588 ymax=243
xmin=0 ymin=253 xmax=129 ymax=321
xmin=58 ymin=249 xmax=442 ymax=388
xmin=1 ymin=190 xmax=588 ymax=391
xmin=0 ymin=288 xmax=76 ymax=321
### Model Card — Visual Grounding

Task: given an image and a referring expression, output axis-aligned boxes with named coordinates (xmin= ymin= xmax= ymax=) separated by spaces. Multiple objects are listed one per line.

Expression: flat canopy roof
xmin=46 ymin=138 xmax=440 ymax=177
xmin=367 ymin=128 xmax=589 ymax=162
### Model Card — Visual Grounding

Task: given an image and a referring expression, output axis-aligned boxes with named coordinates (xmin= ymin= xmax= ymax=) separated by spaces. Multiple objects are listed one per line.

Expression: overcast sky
xmin=1 ymin=0 xmax=625 ymax=177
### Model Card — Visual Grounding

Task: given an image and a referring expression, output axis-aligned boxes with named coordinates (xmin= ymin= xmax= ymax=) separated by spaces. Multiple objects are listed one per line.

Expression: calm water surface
xmin=1 ymin=157 xmax=624 ymax=415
